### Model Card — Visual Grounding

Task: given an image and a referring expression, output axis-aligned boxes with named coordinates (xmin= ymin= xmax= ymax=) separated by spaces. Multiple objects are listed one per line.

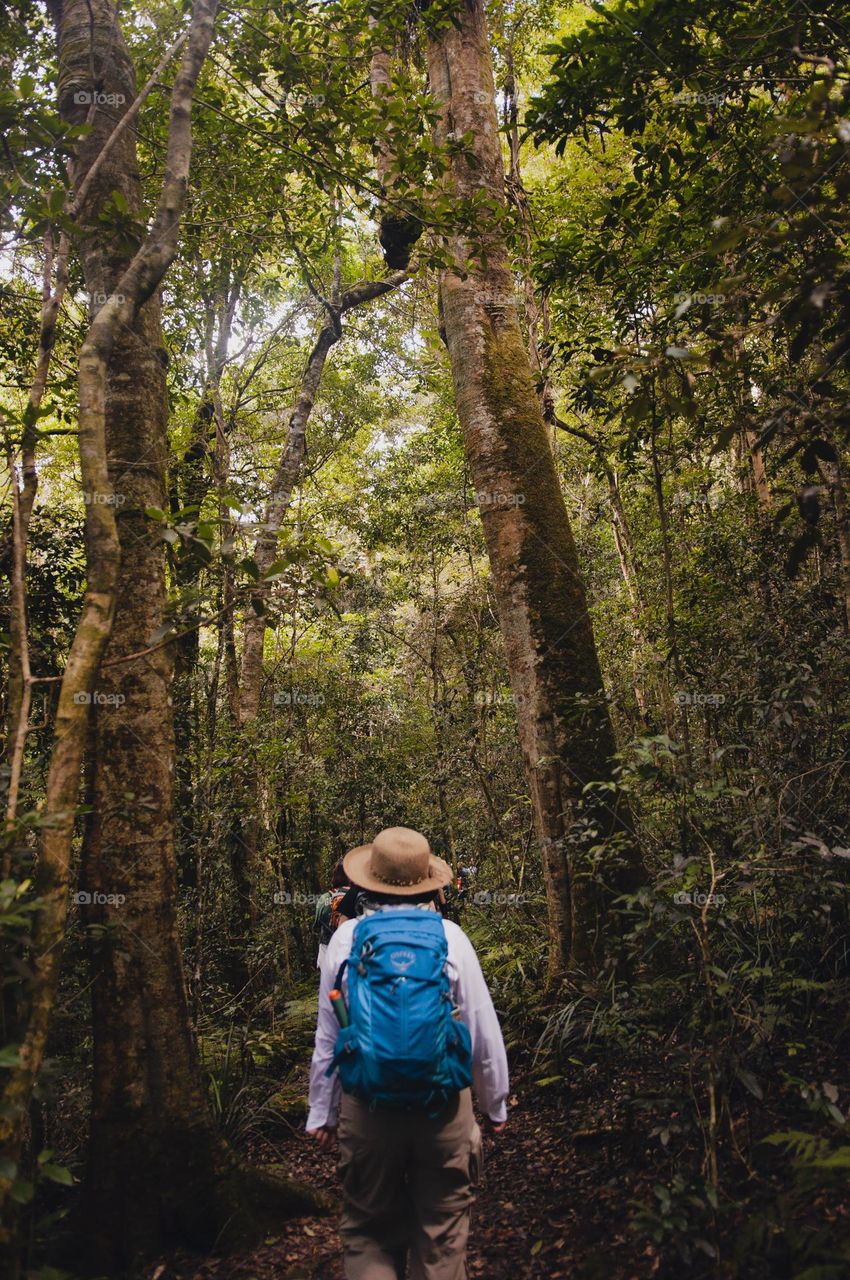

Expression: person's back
xmin=307 ymin=828 xmax=509 ymax=1280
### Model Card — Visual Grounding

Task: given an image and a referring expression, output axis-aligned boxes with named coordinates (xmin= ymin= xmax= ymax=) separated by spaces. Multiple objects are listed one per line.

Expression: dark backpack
xmin=316 ymin=886 xmax=350 ymax=946
xmin=329 ymin=887 xmax=349 ymax=933
xmin=328 ymin=908 xmax=473 ymax=1111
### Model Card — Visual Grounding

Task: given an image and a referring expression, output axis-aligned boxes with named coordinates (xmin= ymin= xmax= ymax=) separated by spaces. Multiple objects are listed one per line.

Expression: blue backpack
xmin=327 ymin=908 xmax=473 ymax=1110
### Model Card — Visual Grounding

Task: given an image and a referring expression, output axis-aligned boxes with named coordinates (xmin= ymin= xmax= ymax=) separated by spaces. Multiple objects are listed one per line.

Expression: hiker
xmin=313 ymin=860 xmax=351 ymax=968
xmin=306 ymin=827 xmax=509 ymax=1280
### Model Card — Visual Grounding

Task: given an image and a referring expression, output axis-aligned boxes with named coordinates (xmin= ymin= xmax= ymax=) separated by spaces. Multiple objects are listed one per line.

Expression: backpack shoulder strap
xmin=332 ymin=914 xmax=369 ymax=990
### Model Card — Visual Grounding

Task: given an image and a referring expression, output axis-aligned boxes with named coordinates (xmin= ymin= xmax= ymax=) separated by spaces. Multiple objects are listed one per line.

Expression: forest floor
xmin=159 ymin=991 xmax=665 ymax=1280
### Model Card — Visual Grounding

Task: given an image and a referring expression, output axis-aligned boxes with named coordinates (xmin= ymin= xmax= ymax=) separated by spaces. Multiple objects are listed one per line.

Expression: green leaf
xmin=264 ymin=559 xmax=289 ymax=579
xmin=812 ymin=1148 xmax=850 ymax=1169
xmin=41 ymin=1163 xmax=74 ymax=1187
xmin=734 ymin=1066 xmax=763 ymax=1100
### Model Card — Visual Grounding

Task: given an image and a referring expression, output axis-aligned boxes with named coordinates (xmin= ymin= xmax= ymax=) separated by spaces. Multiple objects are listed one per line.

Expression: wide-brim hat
xmin=342 ymin=826 xmax=452 ymax=896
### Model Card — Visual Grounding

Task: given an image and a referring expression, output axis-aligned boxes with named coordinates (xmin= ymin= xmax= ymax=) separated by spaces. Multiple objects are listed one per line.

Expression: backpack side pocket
xmin=328 ymin=1024 xmax=370 ymax=1099
xmin=443 ymin=1018 xmax=474 ymax=1093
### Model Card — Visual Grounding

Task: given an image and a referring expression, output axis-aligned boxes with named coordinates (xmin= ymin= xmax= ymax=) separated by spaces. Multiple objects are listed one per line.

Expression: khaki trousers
xmin=337 ymin=1088 xmax=482 ymax=1280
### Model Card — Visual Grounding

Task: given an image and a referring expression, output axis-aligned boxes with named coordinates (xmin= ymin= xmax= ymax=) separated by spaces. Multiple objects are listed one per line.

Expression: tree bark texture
xmin=425 ymin=0 xmax=645 ymax=976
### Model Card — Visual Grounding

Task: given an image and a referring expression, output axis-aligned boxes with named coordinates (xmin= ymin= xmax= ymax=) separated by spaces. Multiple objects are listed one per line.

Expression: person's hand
xmin=484 ymin=1117 xmax=506 ymax=1135
xmin=308 ymin=1124 xmax=338 ymax=1150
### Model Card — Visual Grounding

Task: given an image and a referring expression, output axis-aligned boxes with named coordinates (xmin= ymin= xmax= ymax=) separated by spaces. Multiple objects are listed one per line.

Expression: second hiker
xmin=312 ymin=859 xmax=351 ymax=968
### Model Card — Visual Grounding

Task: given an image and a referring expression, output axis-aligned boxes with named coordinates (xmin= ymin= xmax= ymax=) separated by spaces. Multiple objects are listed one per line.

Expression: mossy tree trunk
xmin=46 ymin=2 xmax=323 ymax=1270
xmin=425 ymin=0 xmax=646 ymax=977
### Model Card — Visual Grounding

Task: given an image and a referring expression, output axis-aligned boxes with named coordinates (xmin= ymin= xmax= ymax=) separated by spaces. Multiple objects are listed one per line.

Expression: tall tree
xmin=46 ymin=1 xmax=318 ymax=1268
xmin=424 ymin=0 xmax=645 ymax=975
xmin=1 ymin=0 xmax=221 ymax=1261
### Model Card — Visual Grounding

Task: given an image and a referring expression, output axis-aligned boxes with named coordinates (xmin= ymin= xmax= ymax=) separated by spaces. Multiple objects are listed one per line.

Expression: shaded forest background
xmin=1 ymin=0 xmax=849 ymax=1277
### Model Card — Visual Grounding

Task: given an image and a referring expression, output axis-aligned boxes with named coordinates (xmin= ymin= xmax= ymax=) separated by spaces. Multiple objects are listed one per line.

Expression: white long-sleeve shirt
xmin=306 ymin=909 xmax=510 ymax=1129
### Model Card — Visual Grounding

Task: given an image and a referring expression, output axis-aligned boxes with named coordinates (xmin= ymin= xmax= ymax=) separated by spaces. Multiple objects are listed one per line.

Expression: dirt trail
xmin=164 ymin=1048 xmax=652 ymax=1280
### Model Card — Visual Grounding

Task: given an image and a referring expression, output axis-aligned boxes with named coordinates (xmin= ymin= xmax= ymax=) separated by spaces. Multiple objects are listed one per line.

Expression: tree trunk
xmin=745 ymin=429 xmax=771 ymax=510
xmin=818 ymin=454 xmax=850 ymax=632
xmin=46 ymin=2 xmax=323 ymax=1269
xmin=1 ymin=1 xmax=208 ymax=1255
xmin=229 ymin=273 xmax=404 ymax=984
xmin=2 ymin=228 xmax=70 ymax=877
xmin=425 ymin=0 xmax=645 ymax=977
xmin=171 ymin=286 xmax=240 ymax=891
xmin=554 ymin=416 xmax=653 ymax=722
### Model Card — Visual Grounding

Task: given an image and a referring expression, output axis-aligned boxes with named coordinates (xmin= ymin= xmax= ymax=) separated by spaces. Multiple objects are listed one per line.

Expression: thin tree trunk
xmin=172 ymin=286 xmax=240 ymax=890
xmin=2 ymin=228 xmax=70 ymax=876
xmin=555 ymin=416 xmax=651 ymax=720
xmin=425 ymin=0 xmax=645 ymax=977
xmin=649 ymin=405 xmax=691 ymax=764
xmin=746 ymin=430 xmax=771 ymax=509
xmin=429 ymin=556 xmax=457 ymax=864
xmin=2 ymin=452 xmax=34 ymax=880
xmin=818 ymin=454 xmax=850 ymax=632
xmin=229 ymin=271 xmax=403 ymax=986
xmin=237 ymin=275 xmax=404 ymax=718
xmin=732 ymin=332 xmax=771 ymax=510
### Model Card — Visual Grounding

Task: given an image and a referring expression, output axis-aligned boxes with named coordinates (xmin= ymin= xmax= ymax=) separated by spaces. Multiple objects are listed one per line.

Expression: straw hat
xmin=342 ymin=827 xmax=452 ymax=896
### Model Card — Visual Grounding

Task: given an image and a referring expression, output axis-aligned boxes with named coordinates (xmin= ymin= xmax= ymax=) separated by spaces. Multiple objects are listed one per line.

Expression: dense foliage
xmin=1 ymin=0 xmax=848 ymax=1276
